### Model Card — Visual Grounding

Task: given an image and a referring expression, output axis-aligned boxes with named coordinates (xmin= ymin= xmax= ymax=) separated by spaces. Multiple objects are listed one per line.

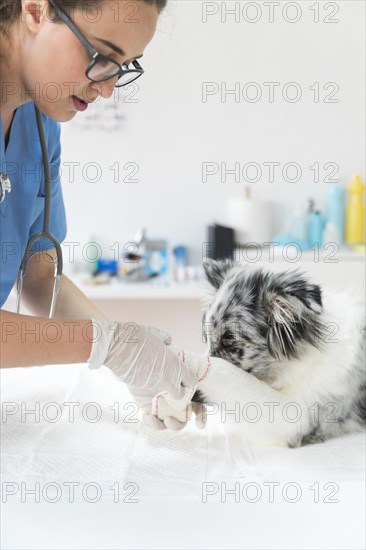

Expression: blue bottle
xmin=325 ymin=185 xmax=345 ymax=244
xmin=308 ymin=210 xmax=325 ymax=247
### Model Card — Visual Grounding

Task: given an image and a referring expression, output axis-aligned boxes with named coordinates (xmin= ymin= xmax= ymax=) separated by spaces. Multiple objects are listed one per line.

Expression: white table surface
xmin=1 ymin=363 xmax=365 ymax=550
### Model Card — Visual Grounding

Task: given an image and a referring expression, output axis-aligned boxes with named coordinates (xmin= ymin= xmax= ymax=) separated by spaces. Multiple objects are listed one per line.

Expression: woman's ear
xmin=23 ymin=1 xmax=48 ymax=33
xmin=202 ymin=258 xmax=235 ymax=289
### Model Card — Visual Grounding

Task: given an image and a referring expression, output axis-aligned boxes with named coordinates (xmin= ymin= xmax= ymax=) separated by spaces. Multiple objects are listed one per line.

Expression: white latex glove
xmin=125 ymin=328 xmax=191 ymax=431
xmin=154 ymin=346 xmax=210 ymax=430
xmin=87 ymin=319 xmax=196 ymax=401
xmin=130 ymin=346 xmax=210 ymax=431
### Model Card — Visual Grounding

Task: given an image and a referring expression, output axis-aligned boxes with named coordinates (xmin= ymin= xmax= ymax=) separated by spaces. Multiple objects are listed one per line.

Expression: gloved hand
xmin=124 ymin=328 xmax=193 ymax=431
xmin=152 ymin=346 xmax=210 ymax=430
xmin=129 ymin=346 xmax=211 ymax=431
xmin=87 ymin=319 xmax=196 ymax=401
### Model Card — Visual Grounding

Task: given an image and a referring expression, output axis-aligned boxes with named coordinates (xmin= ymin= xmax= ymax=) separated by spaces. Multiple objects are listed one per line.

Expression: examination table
xmin=1 ymin=363 xmax=365 ymax=550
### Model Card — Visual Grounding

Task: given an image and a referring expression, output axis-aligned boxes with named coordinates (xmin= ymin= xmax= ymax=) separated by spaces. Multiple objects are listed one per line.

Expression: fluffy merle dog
xmin=193 ymin=259 xmax=365 ymax=447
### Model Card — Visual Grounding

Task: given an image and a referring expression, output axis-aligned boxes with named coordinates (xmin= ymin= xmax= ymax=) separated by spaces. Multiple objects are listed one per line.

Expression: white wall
xmin=60 ymin=0 xmax=365 ymax=271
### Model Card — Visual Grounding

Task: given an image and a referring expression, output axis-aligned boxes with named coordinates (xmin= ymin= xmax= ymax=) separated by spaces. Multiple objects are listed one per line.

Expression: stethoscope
xmin=1 ymin=104 xmax=63 ymax=318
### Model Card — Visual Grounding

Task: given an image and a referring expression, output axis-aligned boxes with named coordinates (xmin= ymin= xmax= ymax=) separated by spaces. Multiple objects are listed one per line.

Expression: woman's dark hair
xmin=1 ymin=0 xmax=168 ymax=40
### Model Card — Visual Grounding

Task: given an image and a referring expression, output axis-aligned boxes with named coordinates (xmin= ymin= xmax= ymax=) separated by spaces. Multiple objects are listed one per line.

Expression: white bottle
xmin=323 ymin=221 xmax=340 ymax=246
xmin=289 ymin=207 xmax=307 ymax=241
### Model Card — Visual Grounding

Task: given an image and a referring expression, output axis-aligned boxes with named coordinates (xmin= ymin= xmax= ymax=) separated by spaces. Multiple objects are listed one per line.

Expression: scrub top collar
xmin=1 ymin=108 xmax=19 ymax=156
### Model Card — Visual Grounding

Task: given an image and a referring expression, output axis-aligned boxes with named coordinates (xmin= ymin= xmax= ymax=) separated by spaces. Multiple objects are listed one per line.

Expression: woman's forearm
xmin=0 ymin=309 xmax=93 ymax=369
xmin=21 ymin=273 xmax=109 ymax=321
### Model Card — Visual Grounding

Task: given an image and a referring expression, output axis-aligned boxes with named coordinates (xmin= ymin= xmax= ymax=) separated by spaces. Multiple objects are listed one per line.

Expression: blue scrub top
xmin=0 ymin=101 xmax=67 ymax=308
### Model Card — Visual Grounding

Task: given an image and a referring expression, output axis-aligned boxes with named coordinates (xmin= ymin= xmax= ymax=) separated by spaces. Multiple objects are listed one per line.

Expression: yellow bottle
xmin=345 ymin=175 xmax=365 ymax=244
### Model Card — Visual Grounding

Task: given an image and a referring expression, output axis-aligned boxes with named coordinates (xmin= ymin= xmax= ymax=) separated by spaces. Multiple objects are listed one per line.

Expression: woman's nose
xmin=90 ymin=77 xmax=118 ymax=99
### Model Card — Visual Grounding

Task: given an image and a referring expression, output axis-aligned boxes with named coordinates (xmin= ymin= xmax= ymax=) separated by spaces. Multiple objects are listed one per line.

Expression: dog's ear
xmin=281 ymin=274 xmax=323 ymax=314
xmin=202 ymin=259 xmax=235 ymax=289
xmin=266 ymin=275 xmax=323 ymax=360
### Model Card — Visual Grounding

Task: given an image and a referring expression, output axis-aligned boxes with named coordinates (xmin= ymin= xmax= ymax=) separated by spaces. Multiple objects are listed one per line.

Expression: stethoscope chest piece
xmin=0 ymin=172 xmax=11 ymax=203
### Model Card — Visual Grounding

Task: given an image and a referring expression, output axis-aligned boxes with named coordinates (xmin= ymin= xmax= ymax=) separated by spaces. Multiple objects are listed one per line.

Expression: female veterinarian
xmin=0 ymin=0 xmax=203 ymax=430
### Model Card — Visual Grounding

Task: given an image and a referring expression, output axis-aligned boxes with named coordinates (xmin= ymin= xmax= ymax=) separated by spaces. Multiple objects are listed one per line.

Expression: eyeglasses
xmin=49 ymin=0 xmax=144 ymax=88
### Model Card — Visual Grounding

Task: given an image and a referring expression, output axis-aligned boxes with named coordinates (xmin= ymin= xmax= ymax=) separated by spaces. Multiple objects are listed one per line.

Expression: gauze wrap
xmin=152 ymin=349 xmax=211 ymax=423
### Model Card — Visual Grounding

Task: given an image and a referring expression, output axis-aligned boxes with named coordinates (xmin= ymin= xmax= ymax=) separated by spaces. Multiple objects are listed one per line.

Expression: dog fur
xmin=193 ymin=259 xmax=365 ymax=447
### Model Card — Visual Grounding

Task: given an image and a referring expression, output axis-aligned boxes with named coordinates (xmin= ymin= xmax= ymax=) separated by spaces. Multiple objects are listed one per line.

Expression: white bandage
xmin=152 ymin=351 xmax=211 ymax=423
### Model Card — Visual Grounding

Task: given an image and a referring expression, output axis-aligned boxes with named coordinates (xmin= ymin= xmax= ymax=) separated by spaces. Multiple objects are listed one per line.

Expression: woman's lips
xmin=72 ymin=95 xmax=89 ymax=112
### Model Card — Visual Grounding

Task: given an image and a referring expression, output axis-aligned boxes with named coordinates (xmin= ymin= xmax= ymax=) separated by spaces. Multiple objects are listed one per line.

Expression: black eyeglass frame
xmin=49 ymin=0 xmax=144 ymax=88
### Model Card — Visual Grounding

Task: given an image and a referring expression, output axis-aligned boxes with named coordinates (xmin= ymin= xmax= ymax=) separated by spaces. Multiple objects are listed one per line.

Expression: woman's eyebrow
xmin=94 ymin=37 xmax=143 ymax=60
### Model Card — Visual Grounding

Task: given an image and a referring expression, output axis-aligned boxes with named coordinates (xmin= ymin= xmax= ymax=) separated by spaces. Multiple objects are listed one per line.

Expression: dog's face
xmin=202 ymin=259 xmax=324 ymax=380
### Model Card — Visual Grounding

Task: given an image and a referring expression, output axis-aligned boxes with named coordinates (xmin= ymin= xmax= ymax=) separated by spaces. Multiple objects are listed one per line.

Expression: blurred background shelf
xmin=71 ymin=277 xmax=207 ymax=301
xmin=68 ymin=248 xmax=365 ymax=300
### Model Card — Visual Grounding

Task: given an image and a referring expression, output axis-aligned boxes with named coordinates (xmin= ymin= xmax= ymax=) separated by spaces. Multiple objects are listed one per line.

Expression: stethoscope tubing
xmin=16 ymin=104 xmax=63 ymax=319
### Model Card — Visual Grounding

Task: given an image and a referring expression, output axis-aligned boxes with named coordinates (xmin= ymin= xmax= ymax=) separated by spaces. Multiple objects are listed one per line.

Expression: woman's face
xmin=20 ymin=0 xmax=159 ymax=122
